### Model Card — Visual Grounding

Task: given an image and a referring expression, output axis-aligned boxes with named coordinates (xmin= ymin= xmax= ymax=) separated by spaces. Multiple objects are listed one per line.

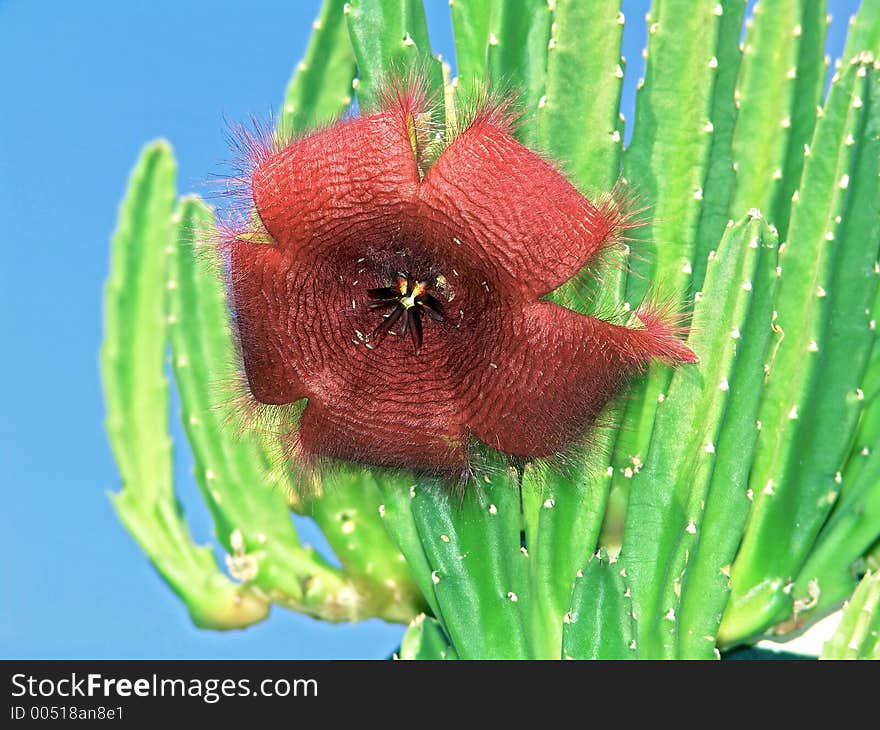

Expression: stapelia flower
xmin=223 ymin=83 xmax=696 ymax=473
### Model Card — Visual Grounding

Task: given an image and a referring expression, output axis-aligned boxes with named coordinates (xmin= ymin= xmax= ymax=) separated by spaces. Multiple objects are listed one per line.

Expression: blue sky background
xmin=0 ymin=0 xmax=862 ymax=659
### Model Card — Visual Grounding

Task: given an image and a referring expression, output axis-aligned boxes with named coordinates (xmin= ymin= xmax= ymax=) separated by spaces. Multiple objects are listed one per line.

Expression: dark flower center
xmin=367 ymin=273 xmax=445 ymax=354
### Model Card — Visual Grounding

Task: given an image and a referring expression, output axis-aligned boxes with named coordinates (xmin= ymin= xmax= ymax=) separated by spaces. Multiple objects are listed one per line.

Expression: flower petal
xmin=250 ymin=96 xmax=422 ymax=258
xmin=295 ymin=351 xmax=467 ymax=470
xmin=229 ymin=242 xmax=309 ymax=404
xmin=464 ymin=302 xmax=695 ymax=457
xmin=420 ymin=115 xmax=621 ymax=298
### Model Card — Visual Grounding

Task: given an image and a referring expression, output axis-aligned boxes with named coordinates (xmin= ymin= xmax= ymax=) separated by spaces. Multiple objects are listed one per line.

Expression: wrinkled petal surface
xmin=297 ymin=367 xmax=465 ymax=469
xmin=421 ymin=116 xmax=618 ymax=299
xmin=251 ymin=103 xmax=420 ymax=260
xmin=229 ymin=243 xmax=307 ymax=404
xmin=463 ymin=303 xmax=695 ymax=456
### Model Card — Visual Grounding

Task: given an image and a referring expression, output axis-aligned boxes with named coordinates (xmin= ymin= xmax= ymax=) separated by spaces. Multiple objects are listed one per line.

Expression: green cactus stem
xmin=604 ymin=0 xmax=744 ymax=555
xmin=406 ymin=466 xmax=531 ymax=660
xmin=562 ymin=551 xmax=634 ymax=660
xmin=820 ymin=571 xmax=880 ymax=659
xmin=449 ymin=0 xmax=490 ymax=99
xmin=792 ymin=277 xmax=880 ymax=626
xmin=398 ymin=613 xmax=457 ymax=660
xmin=279 ymin=0 xmax=357 ymax=136
xmin=621 ymin=213 xmax=778 ymax=658
xmin=722 ymin=56 xmax=880 ymax=644
xmin=485 ymin=0 xmax=551 ymax=147
xmin=728 ymin=1 xmax=828 ymax=240
xmin=103 ymin=143 xmax=269 ymax=629
xmin=345 ymin=0 xmax=444 ymax=121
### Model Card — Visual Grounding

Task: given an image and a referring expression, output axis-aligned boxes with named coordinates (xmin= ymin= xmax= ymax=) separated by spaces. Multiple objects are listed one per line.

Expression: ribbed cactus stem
xmin=403 ymin=466 xmax=532 ymax=659
xmin=620 ymin=213 xmax=778 ymax=658
xmin=677 ymin=217 xmax=780 ymax=657
xmin=729 ymin=1 xmax=828 ymax=239
xmin=485 ymin=0 xmax=551 ymax=146
xmin=103 ymin=143 xmax=269 ymax=630
xmin=820 ymin=571 xmax=880 ymax=659
xmin=562 ymin=551 xmax=634 ymax=659
xmin=398 ymin=613 xmax=457 ymax=660
xmin=449 ymin=0 xmax=490 ymax=98
xmin=605 ymin=0 xmax=738 ymax=554
xmin=279 ymin=0 xmax=357 ymax=136
xmin=690 ymin=0 xmax=747 ymax=292
xmin=722 ymin=56 xmax=880 ymax=643
xmin=345 ymin=0 xmax=443 ymax=121
xmin=792 ymin=275 xmax=880 ymax=625
xmin=539 ymin=0 xmax=626 ymax=316
xmin=300 ymin=467 xmax=427 ymax=622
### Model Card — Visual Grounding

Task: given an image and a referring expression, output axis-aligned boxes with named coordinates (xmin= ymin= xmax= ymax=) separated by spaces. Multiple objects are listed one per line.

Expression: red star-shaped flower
xmin=223 ymin=83 xmax=695 ymax=473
